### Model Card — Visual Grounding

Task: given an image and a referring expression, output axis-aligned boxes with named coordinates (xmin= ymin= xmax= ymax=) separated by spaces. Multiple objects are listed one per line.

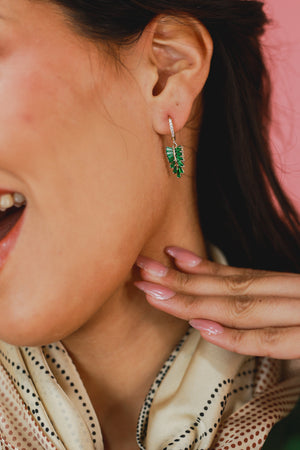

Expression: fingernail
xmin=189 ymin=319 xmax=224 ymax=336
xmin=135 ymin=256 xmax=169 ymax=277
xmin=134 ymin=281 xmax=176 ymax=300
xmin=165 ymin=246 xmax=202 ymax=267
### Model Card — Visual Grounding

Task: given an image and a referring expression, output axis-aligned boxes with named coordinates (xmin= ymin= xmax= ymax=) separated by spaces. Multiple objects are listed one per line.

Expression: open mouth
xmin=0 ymin=205 xmax=26 ymax=241
xmin=0 ymin=192 xmax=27 ymax=270
xmin=0 ymin=192 xmax=26 ymax=240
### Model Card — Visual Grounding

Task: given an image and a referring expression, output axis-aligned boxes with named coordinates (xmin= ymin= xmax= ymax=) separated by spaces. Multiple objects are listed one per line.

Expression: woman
xmin=0 ymin=0 xmax=298 ymax=449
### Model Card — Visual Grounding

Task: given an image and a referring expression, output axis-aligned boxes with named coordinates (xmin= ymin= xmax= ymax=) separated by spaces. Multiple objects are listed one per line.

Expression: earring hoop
xmin=165 ymin=117 xmax=185 ymax=178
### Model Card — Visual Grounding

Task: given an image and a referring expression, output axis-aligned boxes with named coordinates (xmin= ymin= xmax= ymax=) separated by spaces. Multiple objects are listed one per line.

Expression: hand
xmin=134 ymin=246 xmax=300 ymax=359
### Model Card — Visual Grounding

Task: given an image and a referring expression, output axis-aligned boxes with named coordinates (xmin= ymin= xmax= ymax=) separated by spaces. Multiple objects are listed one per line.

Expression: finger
xmin=165 ymin=246 xmax=300 ymax=285
xmin=190 ymin=319 xmax=300 ymax=360
xmin=134 ymin=283 xmax=300 ymax=329
xmin=135 ymin=255 xmax=300 ymax=298
xmin=165 ymin=246 xmax=273 ymax=277
xmin=165 ymin=246 xmax=240 ymax=275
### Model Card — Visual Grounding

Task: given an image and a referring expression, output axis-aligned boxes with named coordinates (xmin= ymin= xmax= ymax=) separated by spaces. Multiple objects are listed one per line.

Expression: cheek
xmin=0 ymin=44 xmax=169 ymax=346
xmin=0 ymin=56 xmax=82 ymax=162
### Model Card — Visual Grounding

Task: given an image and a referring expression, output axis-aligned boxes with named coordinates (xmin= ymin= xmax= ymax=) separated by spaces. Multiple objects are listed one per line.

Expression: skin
xmin=0 ymin=1 xmax=298 ymax=449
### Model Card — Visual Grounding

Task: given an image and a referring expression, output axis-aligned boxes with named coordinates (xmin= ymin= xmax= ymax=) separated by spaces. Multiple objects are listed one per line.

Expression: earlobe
xmin=147 ymin=15 xmax=213 ymax=136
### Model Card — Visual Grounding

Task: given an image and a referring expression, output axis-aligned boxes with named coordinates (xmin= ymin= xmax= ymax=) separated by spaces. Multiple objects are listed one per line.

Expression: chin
xmin=0 ymin=308 xmax=80 ymax=348
xmin=0 ymin=327 xmax=60 ymax=348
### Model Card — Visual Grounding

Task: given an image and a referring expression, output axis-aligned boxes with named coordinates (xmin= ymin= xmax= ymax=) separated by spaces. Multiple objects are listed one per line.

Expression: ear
xmin=137 ymin=15 xmax=214 ymax=135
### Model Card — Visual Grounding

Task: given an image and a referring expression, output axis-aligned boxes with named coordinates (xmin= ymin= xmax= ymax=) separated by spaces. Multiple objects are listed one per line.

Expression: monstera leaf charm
xmin=166 ymin=145 xmax=185 ymax=178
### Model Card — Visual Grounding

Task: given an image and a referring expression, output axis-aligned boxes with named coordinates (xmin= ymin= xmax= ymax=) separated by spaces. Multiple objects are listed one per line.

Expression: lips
xmin=0 ymin=204 xmax=26 ymax=270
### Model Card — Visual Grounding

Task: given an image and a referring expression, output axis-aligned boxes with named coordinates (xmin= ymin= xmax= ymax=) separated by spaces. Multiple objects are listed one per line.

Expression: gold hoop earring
xmin=165 ymin=117 xmax=185 ymax=178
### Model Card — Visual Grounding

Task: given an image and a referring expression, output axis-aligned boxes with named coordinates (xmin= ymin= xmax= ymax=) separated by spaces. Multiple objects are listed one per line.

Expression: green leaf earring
xmin=166 ymin=117 xmax=185 ymax=178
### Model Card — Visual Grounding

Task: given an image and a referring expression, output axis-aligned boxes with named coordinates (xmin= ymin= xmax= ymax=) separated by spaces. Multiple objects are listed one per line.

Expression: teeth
xmin=0 ymin=192 xmax=26 ymax=212
xmin=0 ymin=194 xmax=14 ymax=211
xmin=13 ymin=192 xmax=26 ymax=207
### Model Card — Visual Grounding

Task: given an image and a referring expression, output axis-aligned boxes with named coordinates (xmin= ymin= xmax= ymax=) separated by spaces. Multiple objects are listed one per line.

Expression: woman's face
xmin=0 ymin=1 xmax=171 ymax=345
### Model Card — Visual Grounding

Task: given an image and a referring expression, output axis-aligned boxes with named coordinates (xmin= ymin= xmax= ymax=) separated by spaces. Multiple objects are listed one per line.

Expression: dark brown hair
xmin=48 ymin=0 xmax=300 ymax=272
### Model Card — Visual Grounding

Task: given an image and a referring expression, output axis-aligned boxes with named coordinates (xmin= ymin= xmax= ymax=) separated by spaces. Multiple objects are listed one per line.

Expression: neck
xmin=62 ymin=129 xmax=207 ymax=448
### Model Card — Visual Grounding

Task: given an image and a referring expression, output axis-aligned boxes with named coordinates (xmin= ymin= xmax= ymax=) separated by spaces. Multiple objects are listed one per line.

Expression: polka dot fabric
xmin=0 ymin=341 xmax=103 ymax=450
xmin=0 ymin=335 xmax=299 ymax=450
xmin=137 ymin=332 xmax=300 ymax=450
xmin=40 ymin=344 xmax=102 ymax=448
xmin=212 ymin=358 xmax=300 ymax=449
xmin=136 ymin=329 xmax=192 ymax=448
xmin=0 ymin=363 xmax=56 ymax=450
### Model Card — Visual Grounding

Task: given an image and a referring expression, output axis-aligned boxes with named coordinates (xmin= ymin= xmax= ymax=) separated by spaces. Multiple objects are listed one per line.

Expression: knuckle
xmin=224 ymin=270 xmax=255 ymax=294
xmin=174 ymin=270 xmax=191 ymax=290
xmin=230 ymin=330 xmax=245 ymax=353
xmin=230 ymin=295 xmax=255 ymax=319
xmin=183 ymin=295 xmax=202 ymax=318
xmin=259 ymin=328 xmax=280 ymax=357
xmin=208 ymin=261 xmax=223 ymax=276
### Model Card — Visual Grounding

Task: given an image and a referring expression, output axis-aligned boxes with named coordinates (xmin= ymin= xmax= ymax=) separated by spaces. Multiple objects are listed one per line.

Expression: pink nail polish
xmin=189 ymin=319 xmax=224 ymax=336
xmin=165 ymin=246 xmax=202 ymax=267
xmin=135 ymin=256 xmax=168 ymax=277
xmin=134 ymin=281 xmax=176 ymax=300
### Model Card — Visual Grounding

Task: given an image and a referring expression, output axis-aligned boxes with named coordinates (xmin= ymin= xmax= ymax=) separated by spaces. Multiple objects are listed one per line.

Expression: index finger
xmin=165 ymin=245 xmax=291 ymax=278
xmin=165 ymin=246 xmax=300 ymax=290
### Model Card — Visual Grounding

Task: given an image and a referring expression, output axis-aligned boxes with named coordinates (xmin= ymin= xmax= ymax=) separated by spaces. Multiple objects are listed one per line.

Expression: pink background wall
xmin=263 ymin=0 xmax=300 ymax=211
